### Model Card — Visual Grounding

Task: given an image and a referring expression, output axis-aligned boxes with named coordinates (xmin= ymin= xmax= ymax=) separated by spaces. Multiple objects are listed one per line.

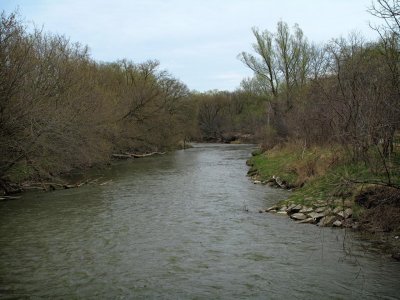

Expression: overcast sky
xmin=2 ymin=0 xmax=381 ymax=91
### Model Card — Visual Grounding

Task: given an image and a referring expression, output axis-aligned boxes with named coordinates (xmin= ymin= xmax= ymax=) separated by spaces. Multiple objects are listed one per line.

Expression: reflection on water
xmin=0 ymin=144 xmax=399 ymax=299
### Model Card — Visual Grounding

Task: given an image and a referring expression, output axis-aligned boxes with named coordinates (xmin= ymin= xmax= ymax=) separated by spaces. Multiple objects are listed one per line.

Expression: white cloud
xmin=2 ymin=0 xmax=381 ymax=91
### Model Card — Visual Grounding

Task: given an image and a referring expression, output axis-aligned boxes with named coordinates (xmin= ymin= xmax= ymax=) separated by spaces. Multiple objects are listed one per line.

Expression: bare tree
xmin=369 ymin=0 xmax=400 ymax=36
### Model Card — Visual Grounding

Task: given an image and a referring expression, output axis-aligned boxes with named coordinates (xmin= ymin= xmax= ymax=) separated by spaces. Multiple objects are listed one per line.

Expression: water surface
xmin=0 ymin=144 xmax=399 ymax=299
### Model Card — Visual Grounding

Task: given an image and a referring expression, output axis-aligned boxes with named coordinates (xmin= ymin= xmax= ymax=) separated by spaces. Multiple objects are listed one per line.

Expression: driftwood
xmin=112 ymin=154 xmax=132 ymax=159
xmin=1 ymin=176 xmax=112 ymax=196
xmin=0 ymin=195 xmax=21 ymax=201
xmin=112 ymin=152 xmax=166 ymax=159
xmin=99 ymin=180 xmax=113 ymax=186
xmin=21 ymin=182 xmax=79 ymax=191
xmin=132 ymin=152 xmax=166 ymax=158
xmin=345 ymin=178 xmax=400 ymax=190
xmin=20 ymin=178 xmax=98 ymax=192
xmin=1 ymin=150 xmax=169 ymax=195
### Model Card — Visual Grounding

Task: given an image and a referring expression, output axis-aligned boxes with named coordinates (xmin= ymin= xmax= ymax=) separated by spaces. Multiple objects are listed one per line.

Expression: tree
xmin=239 ymin=22 xmax=315 ymax=143
xmin=0 ymin=10 xmax=195 ymax=192
xmin=369 ymin=0 xmax=400 ymax=36
xmin=239 ymin=27 xmax=278 ymax=97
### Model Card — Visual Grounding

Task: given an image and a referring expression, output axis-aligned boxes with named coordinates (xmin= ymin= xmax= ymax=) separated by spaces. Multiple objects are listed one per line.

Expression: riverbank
xmin=247 ymin=142 xmax=400 ymax=260
xmin=0 ymin=150 xmax=173 ymax=196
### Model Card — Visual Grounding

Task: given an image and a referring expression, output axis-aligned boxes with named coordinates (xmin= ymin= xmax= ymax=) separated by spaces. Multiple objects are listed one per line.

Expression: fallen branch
xmin=99 ymin=180 xmax=113 ymax=186
xmin=112 ymin=152 xmax=166 ymax=159
xmin=345 ymin=178 xmax=400 ymax=190
xmin=131 ymin=151 xmax=166 ymax=158
xmin=20 ymin=178 xmax=94 ymax=191
xmin=0 ymin=195 xmax=21 ymax=201
xmin=23 ymin=182 xmax=77 ymax=191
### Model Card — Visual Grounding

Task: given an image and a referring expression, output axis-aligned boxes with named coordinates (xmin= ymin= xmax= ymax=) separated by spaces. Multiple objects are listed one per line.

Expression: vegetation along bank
xmin=237 ymin=0 xmax=400 ymax=261
xmin=1 ymin=1 xmax=399 ymax=259
xmin=0 ymin=11 xmax=265 ymax=195
xmin=247 ymin=143 xmax=400 ymax=260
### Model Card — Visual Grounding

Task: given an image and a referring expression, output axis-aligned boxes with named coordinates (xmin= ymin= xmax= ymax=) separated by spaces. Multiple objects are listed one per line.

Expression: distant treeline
xmin=1 ymin=0 xmax=399 ymax=191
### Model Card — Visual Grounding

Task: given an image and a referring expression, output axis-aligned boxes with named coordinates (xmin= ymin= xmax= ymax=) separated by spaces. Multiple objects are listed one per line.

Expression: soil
xmin=355 ymin=186 xmax=400 ymax=260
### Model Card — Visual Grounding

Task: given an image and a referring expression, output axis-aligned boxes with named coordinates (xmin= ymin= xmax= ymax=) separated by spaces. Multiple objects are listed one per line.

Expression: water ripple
xmin=0 ymin=144 xmax=399 ymax=299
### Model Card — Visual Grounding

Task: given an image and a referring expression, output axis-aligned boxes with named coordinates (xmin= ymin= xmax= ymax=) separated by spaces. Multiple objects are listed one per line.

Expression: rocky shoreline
xmin=249 ymin=174 xmax=400 ymax=261
xmin=247 ymin=149 xmax=355 ymax=228
xmin=251 ymin=176 xmax=355 ymax=228
xmin=261 ymin=200 xmax=355 ymax=228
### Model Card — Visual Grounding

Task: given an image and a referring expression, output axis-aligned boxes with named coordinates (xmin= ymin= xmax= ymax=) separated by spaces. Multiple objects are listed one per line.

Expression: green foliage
xmin=250 ymin=144 xmax=400 ymax=208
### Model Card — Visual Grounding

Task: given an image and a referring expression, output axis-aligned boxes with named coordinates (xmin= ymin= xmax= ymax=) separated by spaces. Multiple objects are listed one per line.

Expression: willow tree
xmin=239 ymin=21 xmax=314 ymax=141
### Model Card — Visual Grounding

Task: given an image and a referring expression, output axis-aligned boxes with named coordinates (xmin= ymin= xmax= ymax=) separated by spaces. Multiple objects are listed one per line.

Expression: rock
xmin=333 ymin=206 xmax=343 ymax=214
xmin=317 ymin=215 xmax=336 ymax=227
xmin=253 ymin=180 xmax=262 ymax=184
xmin=343 ymin=200 xmax=353 ymax=208
xmin=345 ymin=208 xmax=353 ymax=217
xmin=247 ymin=168 xmax=258 ymax=176
xmin=290 ymin=213 xmax=307 ymax=220
xmin=287 ymin=204 xmax=302 ymax=214
xmin=273 ymin=175 xmax=287 ymax=189
xmin=293 ymin=204 xmax=303 ymax=212
xmin=258 ymin=209 xmax=263 ymax=213
xmin=314 ymin=201 xmax=328 ymax=208
xmin=297 ymin=218 xmax=316 ymax=224
xmin=279 ymin=206 xmax=288 ymax=212
xmin=315 ymin=206 xmax=327 ymax=213
xmin=307 ymin=212 xmax=325 ymax=221
xmin=265 ymin=205 xmax=278 ymax=212
xmin=332 ymin=220 xmax=342 ymax=227
xmin=338 ymin=208 xmax=353 ymax=219
xmin=276 ymin=211 xmax=287 ymax=215
xmin=267 ymin=181 xmax=278 ymax=187
xmin=333 ymin=199 xmax=344 ymax=206
xmin=299 ymin=206 xmax=313 ymax=214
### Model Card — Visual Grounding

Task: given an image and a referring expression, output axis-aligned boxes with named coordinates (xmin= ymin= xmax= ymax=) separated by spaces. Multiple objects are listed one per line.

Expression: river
xmin=0 ymin=144 xmax=399 ymax=299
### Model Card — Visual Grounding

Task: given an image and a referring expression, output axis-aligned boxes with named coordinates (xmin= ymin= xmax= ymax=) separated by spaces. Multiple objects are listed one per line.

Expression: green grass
xmin=250 ymin=143 xmax=400 ymax=210
xmin=249 ymin=148 xmax=299 ymax=184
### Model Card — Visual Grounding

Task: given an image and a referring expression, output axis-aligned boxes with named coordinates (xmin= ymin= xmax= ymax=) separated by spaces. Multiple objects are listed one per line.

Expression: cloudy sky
xmin=2 ymin=0 xmax=381 ymax=91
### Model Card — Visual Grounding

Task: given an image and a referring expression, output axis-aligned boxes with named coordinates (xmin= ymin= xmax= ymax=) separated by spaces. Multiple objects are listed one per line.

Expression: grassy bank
xmin=248 ymin=142 xmax=400 ymax=259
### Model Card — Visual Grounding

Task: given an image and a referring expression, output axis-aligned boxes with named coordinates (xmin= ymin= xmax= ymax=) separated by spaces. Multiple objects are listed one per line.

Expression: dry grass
xmin=274 ymin=141 xmax=343 ymax=186
xmin=356 ymin=187 xmax=400 ymax=233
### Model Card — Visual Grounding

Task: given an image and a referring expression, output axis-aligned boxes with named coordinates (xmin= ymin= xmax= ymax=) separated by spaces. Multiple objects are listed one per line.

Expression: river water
xmin=0 ymin=144 xmax=399 ymax=299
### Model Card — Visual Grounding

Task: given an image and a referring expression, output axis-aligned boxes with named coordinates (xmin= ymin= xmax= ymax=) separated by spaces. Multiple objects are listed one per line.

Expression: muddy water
xmin=0 ymin=144 xmax=399 ymax=299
